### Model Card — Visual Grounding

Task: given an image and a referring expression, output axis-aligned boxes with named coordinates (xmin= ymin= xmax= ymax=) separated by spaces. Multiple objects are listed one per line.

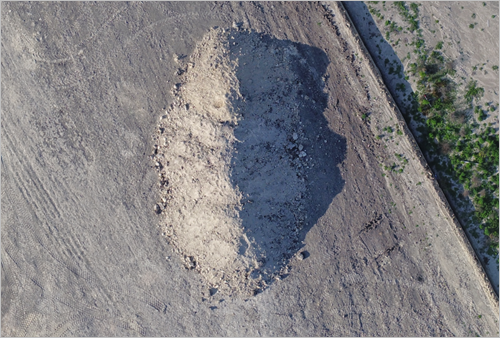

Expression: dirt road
xmin=2 ymin=2 xmax=498 ymax=336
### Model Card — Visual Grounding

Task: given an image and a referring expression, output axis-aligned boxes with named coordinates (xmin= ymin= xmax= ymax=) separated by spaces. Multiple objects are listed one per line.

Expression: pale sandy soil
xmin=1 ymin=1 xmax=498 ymax=336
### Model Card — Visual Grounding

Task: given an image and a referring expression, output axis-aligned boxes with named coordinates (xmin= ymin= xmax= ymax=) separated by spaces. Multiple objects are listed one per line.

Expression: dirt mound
xmin=152 ymin=27 xmax=345 ymax=297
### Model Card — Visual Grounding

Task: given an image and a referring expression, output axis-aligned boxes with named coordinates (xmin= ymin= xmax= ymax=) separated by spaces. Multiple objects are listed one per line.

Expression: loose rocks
xmin=152 ymin=27 xmax=331 ymax=297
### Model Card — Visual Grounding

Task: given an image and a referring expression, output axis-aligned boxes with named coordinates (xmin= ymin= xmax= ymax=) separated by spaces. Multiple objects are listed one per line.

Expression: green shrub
xmin=465 ymin=80 xmax=484 ymax=103
xmin=394 ymin=1 xmax=419 ymax=31
xmin=394 ymin=1 xmax=499 ymax=248
xmin=415 ymin=38 xmax=424 ymax=48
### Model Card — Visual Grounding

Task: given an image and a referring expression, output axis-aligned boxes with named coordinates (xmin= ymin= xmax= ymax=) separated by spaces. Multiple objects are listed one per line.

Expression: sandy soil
xmin=1 ymin=1 xmax=498 ymax=336
xmin=343 ymin=0 xmax=499 ymax=291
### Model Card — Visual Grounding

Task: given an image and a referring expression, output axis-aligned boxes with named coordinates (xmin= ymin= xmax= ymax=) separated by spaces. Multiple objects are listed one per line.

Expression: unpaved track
xmin=1 ymin=2 xmax=498 ymax=336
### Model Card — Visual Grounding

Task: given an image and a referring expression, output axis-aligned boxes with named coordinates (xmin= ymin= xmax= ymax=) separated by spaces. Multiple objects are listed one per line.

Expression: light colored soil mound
xmin=152 ymin=27 xmax=342 ymax=296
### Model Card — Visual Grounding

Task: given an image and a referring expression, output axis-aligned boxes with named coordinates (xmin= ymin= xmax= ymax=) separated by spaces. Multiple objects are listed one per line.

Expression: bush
xmin=396 ymin=2 xmax=499 ymax=248
xmin=465 ymin=80 xmax=484 ymax=103
xmin=395 ymin=1 xmax=419 ymax=32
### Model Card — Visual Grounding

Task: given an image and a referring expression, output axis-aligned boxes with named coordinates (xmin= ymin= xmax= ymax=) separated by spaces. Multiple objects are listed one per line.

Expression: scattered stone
xmin=154 ymin=204 xmax=161 ymax=214
xmin=152 ymin=27 xmax=335 ymax=298
xmin=232 ymin=21 xmax=243 ymax=30
xmin=253 ymin=288 xmax=263 ymax=296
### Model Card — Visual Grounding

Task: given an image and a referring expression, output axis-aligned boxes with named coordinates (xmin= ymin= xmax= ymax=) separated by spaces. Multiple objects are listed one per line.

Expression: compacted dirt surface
xmin=2 ymin=1 xmax=498 ymax=336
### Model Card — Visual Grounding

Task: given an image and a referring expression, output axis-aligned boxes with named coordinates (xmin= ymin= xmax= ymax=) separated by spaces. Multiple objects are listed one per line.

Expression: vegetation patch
xmin=394 ymin=1 xmax=419 ymax=32
xmin=369 ymin=1 xmax=499 ymax=254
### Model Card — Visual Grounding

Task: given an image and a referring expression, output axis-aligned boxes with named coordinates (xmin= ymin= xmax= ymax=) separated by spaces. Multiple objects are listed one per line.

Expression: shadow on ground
xmin=226 ymin=30 xmax=346 ymax=288
xmin=343 ymin=1 xmax=413 ymax=116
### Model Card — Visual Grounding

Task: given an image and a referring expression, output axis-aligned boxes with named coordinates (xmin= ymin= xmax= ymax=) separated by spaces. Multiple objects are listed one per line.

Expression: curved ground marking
xmin=124 ymin=11 xmax=206 ymax=48
xmin=79 ymin=4 xmax=130 ymax=48
xmin=50 ymin=308 xmax=148 ymax=337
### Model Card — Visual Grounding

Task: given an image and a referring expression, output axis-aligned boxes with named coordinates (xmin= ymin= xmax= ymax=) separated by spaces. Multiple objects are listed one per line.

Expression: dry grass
xmin=440 ymin=142 xmax=452 ymax=155
xmin=459 ymin=125 xmax=468 ymax=137
xmin=490 ymin=233 xmax=500 ymax=243
xmin=449 ymin=110 xmax=467 ymax=125
xmin=471 ymin=174 xmax=482 ymax=188
xmin=445 ymin=60 xmax=455 ymax=72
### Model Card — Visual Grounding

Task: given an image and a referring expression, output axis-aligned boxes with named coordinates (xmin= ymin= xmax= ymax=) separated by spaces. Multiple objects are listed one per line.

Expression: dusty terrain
xmin=2 ymin=1 xmax=498 ymax=336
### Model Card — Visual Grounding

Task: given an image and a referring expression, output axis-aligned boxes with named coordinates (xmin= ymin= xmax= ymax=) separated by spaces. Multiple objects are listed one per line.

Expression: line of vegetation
xmin=391 ymin=2 xmax=500 ymax=253
xmin=394 ymin=1 xmax=419 ymax=32
xmin=367 ymin=3 xmax=384 ymax=21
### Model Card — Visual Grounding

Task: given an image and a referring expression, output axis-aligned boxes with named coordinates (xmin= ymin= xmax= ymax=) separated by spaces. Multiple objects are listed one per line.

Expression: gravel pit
xmin=153 ymin=28 xmax=346 ymax=297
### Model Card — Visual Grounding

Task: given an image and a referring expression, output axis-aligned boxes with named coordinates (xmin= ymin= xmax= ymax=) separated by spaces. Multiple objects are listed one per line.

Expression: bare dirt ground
xmin=2 ymin=1 xmax=498 ymax=336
